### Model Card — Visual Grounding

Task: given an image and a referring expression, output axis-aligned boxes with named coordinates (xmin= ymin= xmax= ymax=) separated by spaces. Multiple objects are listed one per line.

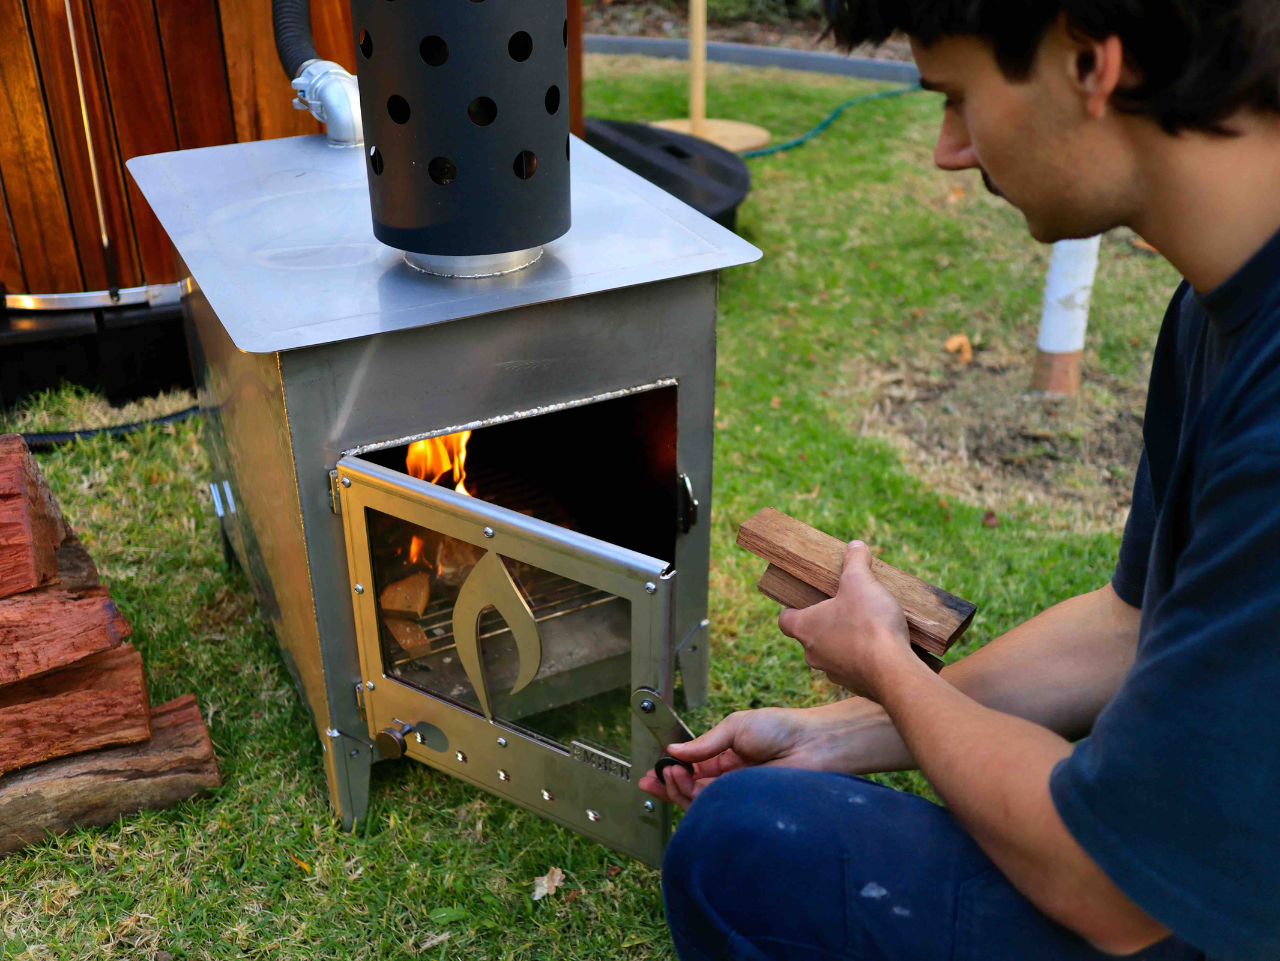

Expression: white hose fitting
xmin=291 ymin=59 xmax=363 ymax=147
xmin=1031 ymin=236 xmax=1101 ymax=394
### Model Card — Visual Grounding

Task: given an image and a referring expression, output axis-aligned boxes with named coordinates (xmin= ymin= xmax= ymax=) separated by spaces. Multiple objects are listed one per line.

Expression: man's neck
xmin=1129 ymin=111 xmax=1280 ymax=294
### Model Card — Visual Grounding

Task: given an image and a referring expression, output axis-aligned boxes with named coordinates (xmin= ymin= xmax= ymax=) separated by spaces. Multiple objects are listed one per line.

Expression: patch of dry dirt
xmin=832 ymin=342 xmax=1146 ymax=533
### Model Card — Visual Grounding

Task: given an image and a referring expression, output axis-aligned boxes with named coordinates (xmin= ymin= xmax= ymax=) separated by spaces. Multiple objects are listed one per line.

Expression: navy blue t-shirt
xmin=1050 ymin=228 xmax=1280 ymax=961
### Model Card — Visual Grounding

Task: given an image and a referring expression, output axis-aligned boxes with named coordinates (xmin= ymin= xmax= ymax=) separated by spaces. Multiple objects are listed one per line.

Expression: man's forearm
xmin=829 ymin=584 xmax=1140 ymax=774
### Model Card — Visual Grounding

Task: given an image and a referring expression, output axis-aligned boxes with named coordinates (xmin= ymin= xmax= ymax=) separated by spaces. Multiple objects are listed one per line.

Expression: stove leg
xmin=322 ymin=730 xmax=372 ymax=831
xmin=677 ymin=621 xmax=711 ymax=709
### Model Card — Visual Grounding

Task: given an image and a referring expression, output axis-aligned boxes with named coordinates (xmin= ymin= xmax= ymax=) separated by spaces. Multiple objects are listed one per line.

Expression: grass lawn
xmin=0 ymin=56 xmax=1180 ymax=960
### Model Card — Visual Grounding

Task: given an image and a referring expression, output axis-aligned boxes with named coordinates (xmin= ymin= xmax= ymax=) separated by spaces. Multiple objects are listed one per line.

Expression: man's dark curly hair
xmin=823 ymin=1 xmax=1280 ymax=133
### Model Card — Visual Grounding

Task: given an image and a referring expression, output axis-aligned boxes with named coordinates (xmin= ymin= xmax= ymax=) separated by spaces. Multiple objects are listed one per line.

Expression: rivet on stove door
xmin=639 ymin=699 xmax=656 ymax=714
xmin=643 ymin=800 xmax=655 ymax=813
xmin=455 ymin=750 xmax=468 ymax=763
xmin=365 ymin=680 xmax=375 ymax=690
xmin=645 ymin=582 xmax=657 ymax=594
xmin=586 ymin=809 xmax=601 ymax=822
xmin=498 ymin=769 xmax=510 ymax=782
xmin=496 ymin=737 xmax=508 ymax=747
xmin=483 ymin=527 xmax=495 ymax=538
xmin=354 ymin=584 xmax=364 ymax=594
xmin=541 ymin=789 xmax=554 ymax=802
xmin=341 ymin=477 xmax=351 ymax=488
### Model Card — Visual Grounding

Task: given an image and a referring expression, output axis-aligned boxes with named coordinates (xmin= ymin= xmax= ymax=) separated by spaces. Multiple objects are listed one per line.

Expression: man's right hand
xmin=637 ymin=700 xmax=912 ymax=810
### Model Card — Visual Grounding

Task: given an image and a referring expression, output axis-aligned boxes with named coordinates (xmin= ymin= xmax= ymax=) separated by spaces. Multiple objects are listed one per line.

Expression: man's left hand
xmin=777 ymin=540 xmax=926 ymax=699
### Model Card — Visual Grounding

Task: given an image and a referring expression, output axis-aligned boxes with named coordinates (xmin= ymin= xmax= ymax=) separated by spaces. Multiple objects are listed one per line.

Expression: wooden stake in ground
xmin=0 ymin=434 xmax=70 ymax=599
xmin=0 ymin=643 xmax=151 ymax=776
xmin=737 ymin=508 xmax=976 ymax=663
xmin=650 ymin=0 xmax=771 ymax=152
xmin=0 ymin=694 xmax=220 ymax=856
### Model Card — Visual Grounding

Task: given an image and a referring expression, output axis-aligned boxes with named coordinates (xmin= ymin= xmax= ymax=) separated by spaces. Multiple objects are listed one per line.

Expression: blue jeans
xmin=662 ymin=768 xmax=1204 ymax=961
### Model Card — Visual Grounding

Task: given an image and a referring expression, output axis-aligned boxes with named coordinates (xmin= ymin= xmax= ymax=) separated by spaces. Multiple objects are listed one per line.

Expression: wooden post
xmin=688 ymin=0 xmax=706 ymax=138
xmin=567 ymin=0 xmax=584 ymax=137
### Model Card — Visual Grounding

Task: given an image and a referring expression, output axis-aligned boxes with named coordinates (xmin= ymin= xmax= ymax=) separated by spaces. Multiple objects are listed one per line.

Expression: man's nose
xmin=934 ymin=110 xmax=979 ymax=171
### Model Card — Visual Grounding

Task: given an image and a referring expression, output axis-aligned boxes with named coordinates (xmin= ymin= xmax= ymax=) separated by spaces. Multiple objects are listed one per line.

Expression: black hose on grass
xmin=20 ymin=406 xmax=202 ymax=450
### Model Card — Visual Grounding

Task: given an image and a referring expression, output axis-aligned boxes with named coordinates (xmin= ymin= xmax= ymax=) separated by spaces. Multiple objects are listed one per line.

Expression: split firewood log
xmin=0 ymin=694 xmax=220 ymax=856
xmin=380 ymin=572 xmax=431 ymax=618
xmin=0 ymin=434 xmax=70 ymax=599
xmin=737 ymin=508 xmax=976 ymax=662
xmin=0 ymin=643 xmax=150 ymax=776
xmin=0 ymin=584 xmax=130 ymax=688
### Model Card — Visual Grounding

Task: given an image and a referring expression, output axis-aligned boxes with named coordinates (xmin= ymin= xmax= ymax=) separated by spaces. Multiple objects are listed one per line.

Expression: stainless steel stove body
xmin=128 ymin=134 xmax=758 ymax=864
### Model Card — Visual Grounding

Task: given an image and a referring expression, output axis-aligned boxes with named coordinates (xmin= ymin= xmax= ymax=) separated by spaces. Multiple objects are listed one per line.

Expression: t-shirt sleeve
xmin=1051 ymin=425 xmax=1280 ymax=961
xmin=1111 ymin=449 xmax=1154 ymax=607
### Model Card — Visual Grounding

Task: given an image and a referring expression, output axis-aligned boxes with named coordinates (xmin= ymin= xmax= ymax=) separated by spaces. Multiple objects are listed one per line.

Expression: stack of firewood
xmin=0 ymin=434 xmax=220 ymax=856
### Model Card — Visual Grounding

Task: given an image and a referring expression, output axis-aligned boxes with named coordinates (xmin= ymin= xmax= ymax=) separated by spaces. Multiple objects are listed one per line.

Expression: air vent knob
xmin=376 ymin=721 xmax=415 ymax=759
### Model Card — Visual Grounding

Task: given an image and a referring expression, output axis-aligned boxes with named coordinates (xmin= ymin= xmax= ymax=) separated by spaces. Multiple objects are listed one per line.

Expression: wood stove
xmin=128 ymin=135 xmax=758 ymax=864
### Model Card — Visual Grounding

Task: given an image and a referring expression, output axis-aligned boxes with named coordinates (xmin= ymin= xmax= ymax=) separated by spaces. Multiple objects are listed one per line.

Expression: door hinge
xmin=677 ymin=473 xmax=699 ymax=534
xmin=329 ymin=469 xmax=343 ymax=515
xmin=354 ymin=680 xmax=367 ymax=721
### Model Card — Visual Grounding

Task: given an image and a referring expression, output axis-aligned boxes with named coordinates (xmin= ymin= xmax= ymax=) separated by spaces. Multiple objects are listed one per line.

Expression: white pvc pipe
xmin=1036 ymin=236 xmax=1102 ymax=354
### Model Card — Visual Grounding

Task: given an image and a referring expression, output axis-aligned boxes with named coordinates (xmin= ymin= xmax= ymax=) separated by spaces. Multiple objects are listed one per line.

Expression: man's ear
xmin=1068 ymin=32 xmax=1124 ymax=119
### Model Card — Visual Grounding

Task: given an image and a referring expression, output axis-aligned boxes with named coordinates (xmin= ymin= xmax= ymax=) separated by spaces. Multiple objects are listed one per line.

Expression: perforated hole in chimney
xmin=508 ymin=31 xmax=532 ymax=62
xmin=387 ymin=95 xmax=410 ymax=124
xmin=369 ymin=146 xmax=384 ymax=175
xmin=429 ymin=157 xmax=457 ymax=185
xmin=358 ymin=29 xmax=372 ymax=59
xmin=468 ymin=96 xmax=497 ymax=126
xmin=544 ymin=85 xmax=560 ymax=114
xmin=513 ymin=150 xmax=537 ymax=179
xmin=420 ymin=35 xmax=448 ymax=66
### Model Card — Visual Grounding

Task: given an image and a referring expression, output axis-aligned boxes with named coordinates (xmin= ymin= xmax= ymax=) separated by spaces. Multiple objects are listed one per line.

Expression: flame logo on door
xmin=451 ymin=551 xmax=543 ymax=720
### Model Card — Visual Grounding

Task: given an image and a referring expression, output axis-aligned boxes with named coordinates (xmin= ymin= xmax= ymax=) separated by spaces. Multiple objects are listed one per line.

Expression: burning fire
xmin=406 ymin=430 xmax=472 ymax=495
xmin=409 ymin=535 xmax=426 ymax=565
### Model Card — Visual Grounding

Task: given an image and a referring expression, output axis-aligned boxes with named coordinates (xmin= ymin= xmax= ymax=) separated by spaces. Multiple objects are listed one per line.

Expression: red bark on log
xmin=0 ymin=643 xmax=150 ymax=776
xmin=0 ymin=694 xmax=220 ymax=855
xmin=0 ymin=434 xmax=70 ymax=599
xmin=0 ymin=584 xmax=130 ymax=688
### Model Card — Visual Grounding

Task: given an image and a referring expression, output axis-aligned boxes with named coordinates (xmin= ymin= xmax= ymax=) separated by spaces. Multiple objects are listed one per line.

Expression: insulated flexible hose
xmin=20 ymin=406 xmax=201 ymax=451
xmin=272 ymin=0 xmax=319 ymax=80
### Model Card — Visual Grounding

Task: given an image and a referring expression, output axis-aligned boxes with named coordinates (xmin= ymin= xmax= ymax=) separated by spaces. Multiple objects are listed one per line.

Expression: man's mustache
xmin=981 ymin=169 xmax=1005 ymax=199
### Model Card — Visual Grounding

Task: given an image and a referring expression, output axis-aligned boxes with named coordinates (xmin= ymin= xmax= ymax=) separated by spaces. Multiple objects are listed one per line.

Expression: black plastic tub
xmin=582 ymin=118 xmax=750 ymax=231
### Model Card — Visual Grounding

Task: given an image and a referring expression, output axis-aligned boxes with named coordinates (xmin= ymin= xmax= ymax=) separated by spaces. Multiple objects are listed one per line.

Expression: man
xmin=638 ymin=3 xmax=1280 ymax=959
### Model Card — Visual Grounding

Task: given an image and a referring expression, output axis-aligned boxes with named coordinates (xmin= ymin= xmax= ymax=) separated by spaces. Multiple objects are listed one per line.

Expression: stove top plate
xmin=128 ymin=136 xmax=761 ymax=353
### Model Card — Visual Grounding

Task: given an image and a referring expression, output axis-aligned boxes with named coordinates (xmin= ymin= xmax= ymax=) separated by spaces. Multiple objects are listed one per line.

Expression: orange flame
xmin=409 ymin=535 xmax=426 ymax=565
xmin=406 ymin=430 xmax=472 ymax=495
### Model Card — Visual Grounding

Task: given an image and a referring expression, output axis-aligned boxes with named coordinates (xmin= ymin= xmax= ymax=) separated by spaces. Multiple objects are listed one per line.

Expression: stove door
xmin=336 ymin=454 xmax=676 ymax=864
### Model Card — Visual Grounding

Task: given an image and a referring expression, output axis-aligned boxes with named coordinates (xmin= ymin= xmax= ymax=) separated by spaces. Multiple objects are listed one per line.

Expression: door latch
xmin=631 ymin=687 xmax=697 ymax=785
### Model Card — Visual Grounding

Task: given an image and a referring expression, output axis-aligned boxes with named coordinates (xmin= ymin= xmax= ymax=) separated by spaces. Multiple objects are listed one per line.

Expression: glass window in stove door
xmin=367 ymin=508 xmax=634 ymax=761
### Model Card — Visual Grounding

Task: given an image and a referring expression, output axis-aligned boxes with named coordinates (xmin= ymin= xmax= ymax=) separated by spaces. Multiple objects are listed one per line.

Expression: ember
xmin=406 ymin=431 xmax=472 ymax=495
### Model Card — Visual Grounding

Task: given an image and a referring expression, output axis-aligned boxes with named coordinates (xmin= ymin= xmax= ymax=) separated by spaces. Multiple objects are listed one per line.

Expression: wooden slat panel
xmin=90 ymin=0 xmax=178 ymax=284
xmin=312 ymin=0 xmax=356 ymax=75
xmin=154 ymin=0 xmax=237 ymax=150
xmin=0 ymin=0 xmax=82 ymax=294
xmin=26 ymin=0 xmax=142 ymax=291
xmin=567 ymin=0 xmax=583 ymax=137
xmin=220 ymin=0 xmax=320 ymax=142
xmin=0 ymin=177 xmax=23 ymax=294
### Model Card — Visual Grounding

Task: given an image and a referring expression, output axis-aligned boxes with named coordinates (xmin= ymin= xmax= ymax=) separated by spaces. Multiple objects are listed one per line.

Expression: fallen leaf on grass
xmin=982 ymin=510 xmax=1001 ymax=528
xmin=606 ymin=865 xmax=623 ymax=878
xmin=564 ymin=889 xmax=581 ymax=904
xmin=944 ymin=334 xmax=974 ymax=365
xmin=946 ymin=185 xmax=965 ymax=204
xmin=769 ymin=396 xmax=783 ymax=409
xmin=796 ymin=483 xmax=821 ymax=500
xmin=287 ymin=852 xmax=311 ymax=874
xmin=533 ymin=866 xmax=566 ymax=900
